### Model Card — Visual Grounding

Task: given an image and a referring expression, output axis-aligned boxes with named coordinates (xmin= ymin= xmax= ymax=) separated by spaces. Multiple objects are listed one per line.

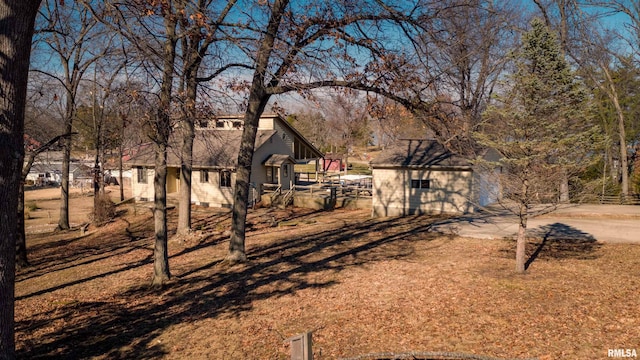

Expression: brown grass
xmin=16 ymin=204 xmax=640 ymax=359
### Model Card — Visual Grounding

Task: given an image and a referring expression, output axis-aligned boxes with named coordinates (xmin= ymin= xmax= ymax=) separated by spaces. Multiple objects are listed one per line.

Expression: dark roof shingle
xmin=370 ymin=139 xmax=471 ymax=169
xmin=128 ymin=130 xmax=277 ymax=169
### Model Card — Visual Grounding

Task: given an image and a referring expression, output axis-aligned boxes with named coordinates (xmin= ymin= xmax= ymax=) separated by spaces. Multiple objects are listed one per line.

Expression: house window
xmin=137 ymin=167 xmax=147 ymax=184
xmin=410 ymin=179 xmax=431 ymax=189
xmin=215 ymin=121 xmax=225 ymax=128
xmin=220 ymin=170 xmax=232 ymax=188
xmin=200 ymin=169 xmax=209 ymax=183
xmin=232 ymin=121 xmax=242 ymax=129
xmin=283 ymin=164 xmax=289 ymax=177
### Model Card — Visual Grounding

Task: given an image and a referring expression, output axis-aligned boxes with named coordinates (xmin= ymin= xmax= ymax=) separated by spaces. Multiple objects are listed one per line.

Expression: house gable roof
xmin=370 ymin=139 xmax=471 ymax=170
xmin=207 ymin=113 xmax=324 ymax=161
xmin=29 ymin=163 xmax=61 ymax=174
xmin=127 ymin=130 xmax=278 ymax=169
xmin=269 ymin=114 xmax=324 ymax=161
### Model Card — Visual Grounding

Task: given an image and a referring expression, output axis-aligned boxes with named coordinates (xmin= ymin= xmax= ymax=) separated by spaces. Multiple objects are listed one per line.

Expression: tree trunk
xmin=58 ymin=126 xmax=72 ymax=230
xmin=608 ymin=147 xmax=616 ymax=185
xmin=17 ymin=154 xmax=37 ymax=270
xmin=175 ymin=0 xmax=238 ymax=233
xmin=152 ymin=143 xmax=171 ymax=286
xmin=515 ymin=214 xmax=527 ymax=273
xmin=0 ymin=2 xmax=41 ymax=357
xmin=150 ymin=2 xmax=179 ymax=286
xmin=16 ymin=182 xmax=28 ymax=269
xmin=58 ymin=81 xmax=77 ymax=230
xmin=612 ymin=97 xmax=629 ymax=197
xmin=515 ymin=180 xmax=529 ymax=273
xmin=228 ymin=92 xmax=270 ymax=262
xmin=18 ymin=134 xmax=70 ymax=269
xmin=601 ymin=66 xmax=629 ymax=197
xmin=559 ymin=169 xmax=569 ymax=203
xmin=177 ymin=81 xmax=196 ymax=235
xmin=119 ymin=140 xmax=124 ymax=202
xmin=227 ymin=0 xmax=288 ymax=262
xmin=177 ymin=122 xmax=193 ymax=235
xmin=93 ymin=135 xmax=101 ymax=213
xmin=344 ymin=153 xmax=348 ymax=176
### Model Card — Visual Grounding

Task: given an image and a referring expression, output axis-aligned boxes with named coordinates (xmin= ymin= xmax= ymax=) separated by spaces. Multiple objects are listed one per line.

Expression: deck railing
xmin=282 ymin=185 xmax=295 ymax=206
xmin=262 ymin=183 xmax=281 ymax=203
xmin=293 ymin=184 xmax=372 ymax=198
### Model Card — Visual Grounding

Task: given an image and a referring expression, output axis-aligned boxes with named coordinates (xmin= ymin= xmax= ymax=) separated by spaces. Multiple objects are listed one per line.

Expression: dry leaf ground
xmin=16 ymin=190 xmax=640 ymax=359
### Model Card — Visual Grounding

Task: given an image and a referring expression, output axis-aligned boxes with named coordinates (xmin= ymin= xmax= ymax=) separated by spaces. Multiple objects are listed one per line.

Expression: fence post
xmin=288 ymin=331 xmax=313 ymax=360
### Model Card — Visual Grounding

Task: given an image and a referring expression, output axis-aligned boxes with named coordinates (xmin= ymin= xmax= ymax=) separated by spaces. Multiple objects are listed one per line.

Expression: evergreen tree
xmin=475 ymin=18 xmax=599 ymax=273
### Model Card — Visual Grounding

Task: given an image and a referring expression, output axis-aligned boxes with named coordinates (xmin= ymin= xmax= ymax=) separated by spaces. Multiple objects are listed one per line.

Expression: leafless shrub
xmin=91 ymin=193 xmax=116 ymax=225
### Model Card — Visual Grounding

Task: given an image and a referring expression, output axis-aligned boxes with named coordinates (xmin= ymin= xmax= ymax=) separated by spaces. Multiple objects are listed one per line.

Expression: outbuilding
xmin=370 ymin=139 xmax=476 ymax=217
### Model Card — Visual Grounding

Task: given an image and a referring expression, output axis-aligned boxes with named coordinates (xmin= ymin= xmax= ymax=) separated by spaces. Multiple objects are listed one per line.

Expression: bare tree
xmin=145 ymin=0 xmax=182 ymax=286
xmin=78 ymin=63 xmax=126 ymax=222
xmin=368 ymin=97 xmax=425 ymax=148
xmin=18 ymin=132 xmax=74 ymax=268
xmin=227 ymin=0 xmax=290 ymax=262
xmin=585 ymin=54 xmax=632 ymax=197
xmin=322 ymin=92 xmax=372 ymax=172
xmin=225 ymin=0 xmax=428 ymax=261
xmin=577 ymin=0 xmax=640 ymax=197
xmin=0 ymin=1 xmax=42 ymax=357
xmin=175 ymin=0 xmax=239 ymax=235
xmin=112 ymin=80 xmax=152 ymax=202
xmin=287 ymin=111 xmax=330 ymax=151
xmin=383 ymin=0 xmax=520 ymax=155
xmin=16 ymin=78 xmax=66 ymax=268
xmin=83 ymin=0 xmax=208 ymax=285
xmin=33 ymin=0 xmax=114 ymax=230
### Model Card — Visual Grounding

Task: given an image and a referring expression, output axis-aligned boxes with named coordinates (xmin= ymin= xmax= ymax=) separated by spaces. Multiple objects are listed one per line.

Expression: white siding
xmin=192 ymin=170 xmax=236 ymax=207
xmin=372 ymin=168 xmax=473 ymax=217
xmin=132 ymin=133 xmax=295 ymax=208
xmin=273 ymin=121 xmax=294 ymax=154
xmin=251 ymin=134 xmax=293 ymax=188
xmin=132 ymin=167 xmax=155 ymax=201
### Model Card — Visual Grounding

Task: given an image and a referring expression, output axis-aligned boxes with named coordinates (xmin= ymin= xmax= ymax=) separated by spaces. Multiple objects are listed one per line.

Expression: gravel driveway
xmin=432 ymin=204 xmax=640 ymax=244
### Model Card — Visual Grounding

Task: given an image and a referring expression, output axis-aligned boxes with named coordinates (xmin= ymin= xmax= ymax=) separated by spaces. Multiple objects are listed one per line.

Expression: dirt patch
xmin=15 ymin=198 xmax=640 ymax=359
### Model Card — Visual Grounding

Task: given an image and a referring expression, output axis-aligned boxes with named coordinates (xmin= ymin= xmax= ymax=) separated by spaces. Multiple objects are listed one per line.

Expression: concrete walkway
xmin=432 ymin=204 xmax=640 ymax=244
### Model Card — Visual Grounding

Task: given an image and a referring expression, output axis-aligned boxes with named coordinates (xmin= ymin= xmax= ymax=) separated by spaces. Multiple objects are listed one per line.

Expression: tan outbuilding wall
xmin=372 ymin=167 xmax=474 ymax=217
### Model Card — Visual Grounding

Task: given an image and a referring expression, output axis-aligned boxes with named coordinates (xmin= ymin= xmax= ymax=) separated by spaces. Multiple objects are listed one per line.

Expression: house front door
xmin=266 ymin=166 xmax=279 ymax=184
xmin=167 ymin=167 xmax=180 ymax=193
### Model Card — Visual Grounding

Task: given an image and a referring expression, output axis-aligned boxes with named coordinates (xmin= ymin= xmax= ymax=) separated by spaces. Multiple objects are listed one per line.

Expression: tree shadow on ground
xmin=499 ymin=222 xmax=602 ymax=270
xmin=16 ymin=211 xmax=445 ymax=359
xmin=16 ymin=209 xmax=236 ymax=298
xmin=16 ymin=214 xmax=156 ymax=284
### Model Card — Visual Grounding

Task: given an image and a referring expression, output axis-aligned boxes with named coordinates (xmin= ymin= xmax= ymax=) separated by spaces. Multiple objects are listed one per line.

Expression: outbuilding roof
xmin=370 ymin=139 xmax=472 ymax=169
